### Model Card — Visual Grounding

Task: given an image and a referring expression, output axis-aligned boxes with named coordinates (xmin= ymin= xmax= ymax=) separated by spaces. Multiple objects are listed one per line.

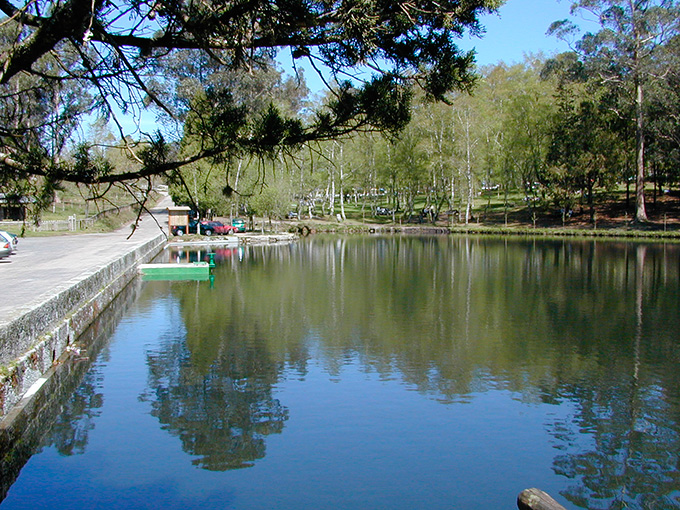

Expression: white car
xmin=0 ymin=231 xmax=18 ymax=253
xmin=0 ymin=239 xmax=11 ymax=259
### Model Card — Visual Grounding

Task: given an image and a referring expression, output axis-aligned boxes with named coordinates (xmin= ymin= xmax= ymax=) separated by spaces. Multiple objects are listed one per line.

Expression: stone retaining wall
xmin=0 ymin=278 xmax=145 ymax=499
xmin=0 ymin=233 xmax=166 ymax=417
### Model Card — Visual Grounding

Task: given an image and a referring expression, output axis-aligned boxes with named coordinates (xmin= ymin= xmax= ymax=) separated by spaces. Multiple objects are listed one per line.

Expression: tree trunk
xmin=329 ymin=172 xmax=335 ymax=216
xmin=233 ymin=158 xmax=243 ymax=221
xmin=339 ymin=145 xmax=347 ymax=221
xmin=504 ymin=184 xmax=509 ymax=226
xmin=587 ymin=181 xmax=595 ymax=225
xmin=464 ymin=113 xmax=474 ymax=224
xmin=634 ymin=72 xmax=648 ymax=222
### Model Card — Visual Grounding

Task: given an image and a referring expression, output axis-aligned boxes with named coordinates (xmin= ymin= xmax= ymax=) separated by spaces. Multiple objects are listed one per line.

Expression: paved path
xmin=0 ymin=196 xmax=172 ymax=326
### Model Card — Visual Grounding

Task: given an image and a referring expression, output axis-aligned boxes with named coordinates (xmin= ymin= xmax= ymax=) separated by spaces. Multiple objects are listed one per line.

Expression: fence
xmin=0 ymin=204 xmax=136 ymax=233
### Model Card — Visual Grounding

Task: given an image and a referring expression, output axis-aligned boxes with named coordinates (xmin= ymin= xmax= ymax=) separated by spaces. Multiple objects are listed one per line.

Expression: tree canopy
xmin=548 ymin=0 xmax=680 ymax=222
xmin=0 ymin=0 xmax=501 ymax=215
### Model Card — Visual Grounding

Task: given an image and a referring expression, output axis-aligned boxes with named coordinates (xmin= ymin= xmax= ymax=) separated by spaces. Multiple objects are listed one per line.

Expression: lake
xmin=1 ymin=236 xmax=679 ymax=510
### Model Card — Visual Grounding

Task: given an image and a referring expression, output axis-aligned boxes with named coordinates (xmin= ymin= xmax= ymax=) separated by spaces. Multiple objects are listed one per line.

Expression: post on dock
xmin=517 ymin=488 xmax=567 ymax=510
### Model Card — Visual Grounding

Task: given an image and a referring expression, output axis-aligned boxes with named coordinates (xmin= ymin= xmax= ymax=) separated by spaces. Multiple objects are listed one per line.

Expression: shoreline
xmin=283 ymin=221 xmax=680 ymax=240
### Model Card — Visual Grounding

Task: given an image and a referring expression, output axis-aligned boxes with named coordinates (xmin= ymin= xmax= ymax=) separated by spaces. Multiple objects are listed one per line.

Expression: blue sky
xmin=283 ymin=0 xmax=579 ymax=94
xmin=461 ymin=0 xmax=575 ymax=66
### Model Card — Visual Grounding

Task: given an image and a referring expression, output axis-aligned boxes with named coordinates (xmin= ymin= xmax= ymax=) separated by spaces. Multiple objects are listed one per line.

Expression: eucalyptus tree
xmin=374 ymin=134 xmax=402 ymax=213
xmin=416 ymin=95 xmax=457 ymax=222
xmin=330 ymin=132 xmax=385 ymax=220
xmin=249 ymin=176 xmax=292 ymax=230
xmin=450 ymin=95 xmax=483 ymax=223
xmin=311 ymin=138 xmax=339 ymax=217
xmin=467 ymin=66 xmax=507 ymax=221
xmin=549 ymin=0 xmax=680 ymax=222
xmin=547 ymin=93 xmax=621 ymax=223
xmin=408 ymin=89 xmax=484 ymax=225
xmin=289 ymin=146 xmax=327 ymax=219
xmin=541 ymin=52 xmax=622 ymax=223
xmin=348 ymin=133 xmax=382 ymax=219
xmin=0 ymin=0 xmax=501 ymax=221
xmin=389 ymin=121 xmax=428 ymax=221
xmin=646 ymin=34 xmax=680 ymax=194
xmin=497 ymin=60 xmax=556 ymax=221
xmin=472 ymin=64 xmax=521 ymax=223
xmin=326 ymin=139 xmax=348 ymax=220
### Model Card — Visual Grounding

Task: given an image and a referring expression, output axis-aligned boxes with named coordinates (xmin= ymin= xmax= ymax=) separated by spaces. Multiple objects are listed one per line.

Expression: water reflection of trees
xmin=199 ymin=237 xmax=679 ymax=397
xmin=162 ymin=236 xmax=680 ymax=503
xmin=551 ymin=378 xmax=680 ymax=510
xmin=45 ymin=370 xmax=104 ymax=456
xmin=142 ymin=317 xmax=289 ymax=471
xmin=543 ymin=243 xmax=680 ymax=510
xmin=0 ymin=281 xmax=145 ymax=503
xmin=41 ymin=280 xmax=160 ymax=458
xmin=0 ymin=366 xmax=105 ymax=502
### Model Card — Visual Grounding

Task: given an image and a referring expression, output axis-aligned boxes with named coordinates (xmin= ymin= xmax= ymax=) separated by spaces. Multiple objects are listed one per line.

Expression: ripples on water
xmin=2 ymin=236 xmax=679 ymax=510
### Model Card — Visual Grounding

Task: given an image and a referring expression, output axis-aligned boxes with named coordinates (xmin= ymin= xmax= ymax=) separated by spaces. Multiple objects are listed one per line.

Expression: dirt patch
xmin=453 ymin=191 xmax=680 ymax=232
xmin=258 ymin=192 xmax=680 ymax=236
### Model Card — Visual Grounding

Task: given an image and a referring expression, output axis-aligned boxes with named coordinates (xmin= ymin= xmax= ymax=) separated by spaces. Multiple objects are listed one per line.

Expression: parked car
xmin=171 ymin=220 xmax=199 ymax=236
xmin=0 ymin=239 xmax=11 ymax=259
xmin=231 ymin=218 xmax=246 ymax=232
xmin=202 ymin=221 xmax=237 ymax=235
xmin=0 ymin=231 xmax=18 ymax=253
xmin=172 ymin=220 xmax=237 ymax=236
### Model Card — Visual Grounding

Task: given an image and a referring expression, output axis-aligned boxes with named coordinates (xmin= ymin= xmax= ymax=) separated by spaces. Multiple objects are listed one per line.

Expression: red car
xmin=202 ymin=221 xmax=237 ymax=235
xmin=172 ymin=220 xmax=237 ymax=236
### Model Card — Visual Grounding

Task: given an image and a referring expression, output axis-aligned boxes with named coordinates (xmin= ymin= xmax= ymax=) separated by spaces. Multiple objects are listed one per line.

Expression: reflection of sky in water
xmin=3 ymin=237 xmax=680 ymax=510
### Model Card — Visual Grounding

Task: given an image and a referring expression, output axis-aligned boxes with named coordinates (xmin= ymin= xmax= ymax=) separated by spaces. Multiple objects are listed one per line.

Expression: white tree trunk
xmin=339 ymin=144 xmax=347 ymax=221
xmin=463 ymin=111 xmax=474 ymax=224
xmin=634 ymin=78 xmax=648 ymax=222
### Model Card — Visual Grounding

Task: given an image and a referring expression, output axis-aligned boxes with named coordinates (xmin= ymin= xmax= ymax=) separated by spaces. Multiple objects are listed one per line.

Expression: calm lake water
xmin=2 ymin=236 xmax=679 ymax=510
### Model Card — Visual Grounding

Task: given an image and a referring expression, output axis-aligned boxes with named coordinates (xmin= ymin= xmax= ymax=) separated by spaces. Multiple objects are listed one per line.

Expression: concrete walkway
xmin=0 ymin=195 xmax=171 ymax=327
xmin=0 ymin=195 xmax=171 ymax=418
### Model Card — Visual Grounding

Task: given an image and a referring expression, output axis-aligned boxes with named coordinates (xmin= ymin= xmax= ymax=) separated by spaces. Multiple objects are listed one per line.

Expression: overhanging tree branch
xmin=1 ymin=0 xmax=502 ymax=220
xmin=0 ymin=0 xmax=101 ymax=84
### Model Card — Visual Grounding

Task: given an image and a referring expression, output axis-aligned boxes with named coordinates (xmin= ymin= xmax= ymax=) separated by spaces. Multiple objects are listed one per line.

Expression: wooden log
xmin=517 ymin=488 xmax=567 ymax=510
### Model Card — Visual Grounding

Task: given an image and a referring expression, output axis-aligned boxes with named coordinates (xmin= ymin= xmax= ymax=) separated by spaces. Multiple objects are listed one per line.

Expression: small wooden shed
xmin=167 ymin=206 xmax=191 ymax=235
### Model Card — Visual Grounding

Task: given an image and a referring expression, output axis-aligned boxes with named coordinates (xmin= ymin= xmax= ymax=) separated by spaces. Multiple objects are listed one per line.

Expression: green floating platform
xmin=139 ymin=262 xmax=210 ymax=281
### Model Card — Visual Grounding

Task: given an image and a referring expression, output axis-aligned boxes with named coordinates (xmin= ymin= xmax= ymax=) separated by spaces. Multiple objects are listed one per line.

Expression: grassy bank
xmin=270 ymin=185 xmax=680 ymax=240
xmin=280 ymin=219 xmax=680 ymax=240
